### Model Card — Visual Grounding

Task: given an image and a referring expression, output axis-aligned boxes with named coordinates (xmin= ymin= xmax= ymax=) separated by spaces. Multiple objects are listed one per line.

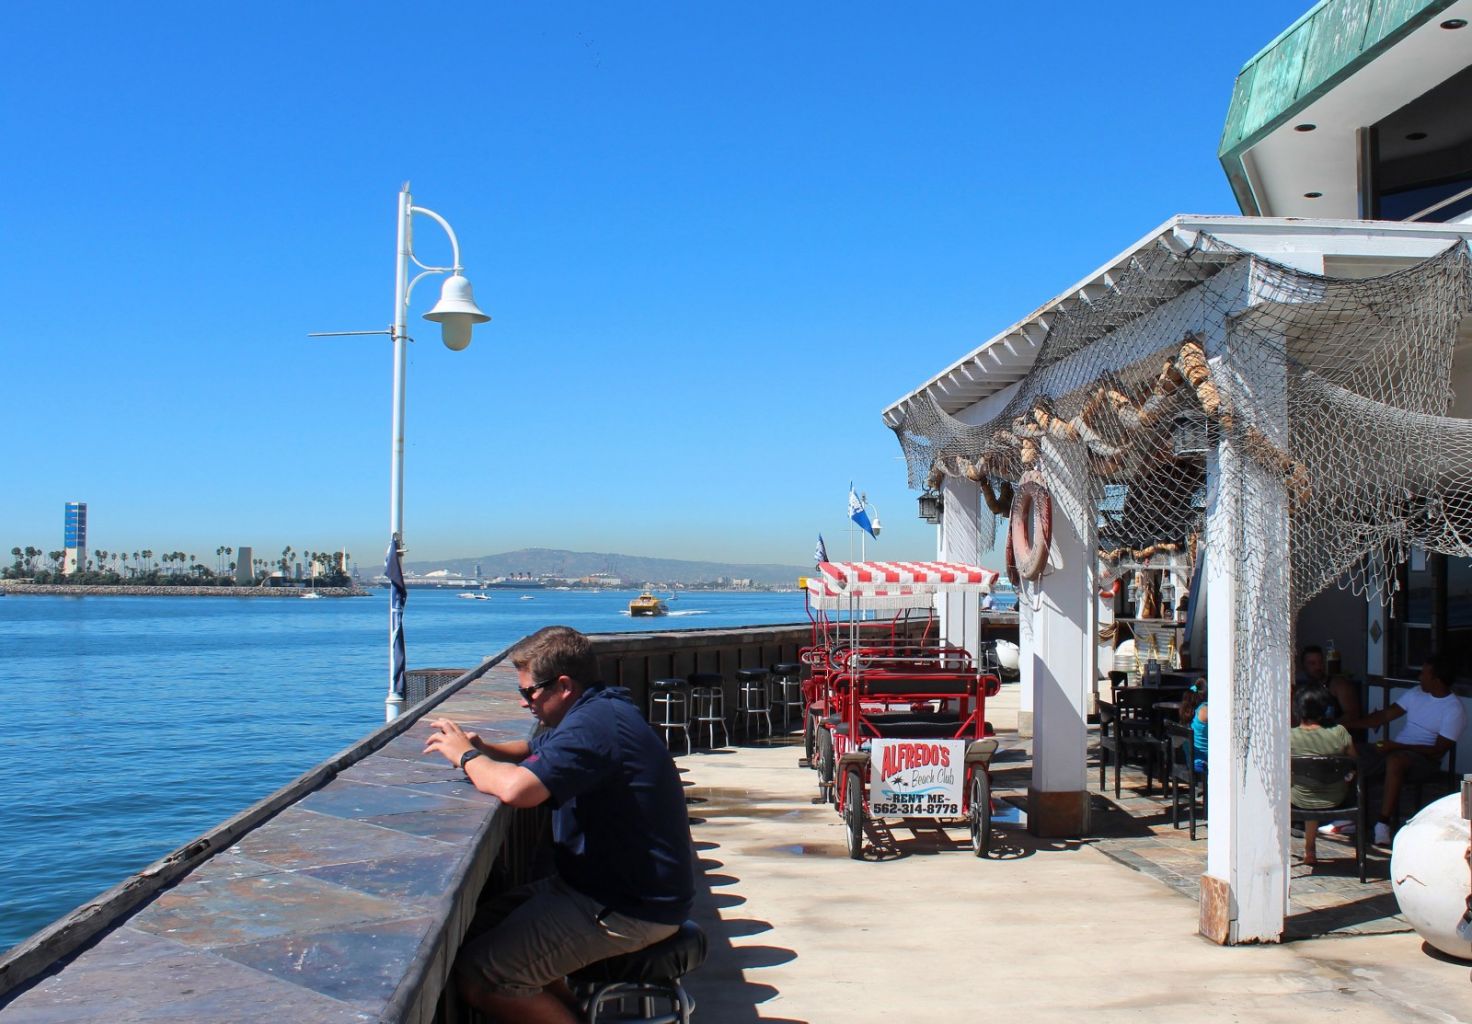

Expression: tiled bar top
xmin=0 ymin=659 xmax=532 ymax=1024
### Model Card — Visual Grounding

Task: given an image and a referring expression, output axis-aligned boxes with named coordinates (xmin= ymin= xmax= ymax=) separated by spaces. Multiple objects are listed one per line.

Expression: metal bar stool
xmin=736 ymin=667 xmax=772 ymax=740
xmin=769 ymin=662 xmax=805 ymax=733
xmin=687 ymin=672 xmax=729 ymax=749
xmin=648 ymin=678 xmax=691 ymax=756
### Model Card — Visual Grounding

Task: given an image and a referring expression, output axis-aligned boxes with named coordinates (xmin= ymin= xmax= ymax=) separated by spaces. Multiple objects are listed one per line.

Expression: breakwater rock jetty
xmin=0 ymin=583 xmax=368 ymax=598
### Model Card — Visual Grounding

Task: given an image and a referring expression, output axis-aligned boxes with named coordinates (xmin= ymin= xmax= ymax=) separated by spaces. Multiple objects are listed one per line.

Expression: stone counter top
xmin=0 ymin=658 xmax=533 ymax=1023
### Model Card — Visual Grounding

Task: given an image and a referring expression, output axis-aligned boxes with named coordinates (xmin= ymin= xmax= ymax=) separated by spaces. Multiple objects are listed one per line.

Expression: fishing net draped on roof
xmin=806 ymin=561 xmax=999 ymax=610
xmin=891 ymin=232 xmax=1472 ymax=612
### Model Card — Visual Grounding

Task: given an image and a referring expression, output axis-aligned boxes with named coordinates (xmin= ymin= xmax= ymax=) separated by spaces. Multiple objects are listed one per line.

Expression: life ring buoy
xmin=1009 ymin=476 xmax=1052 ymax=581
xmin=1004 ymin=529 xmax=1020 ymax=587
xmin=1100 ymin=578 xmax=1122 ymax=600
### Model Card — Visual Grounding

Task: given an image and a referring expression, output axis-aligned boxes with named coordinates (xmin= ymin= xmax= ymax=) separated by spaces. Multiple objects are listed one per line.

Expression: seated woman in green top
xmin=1291 ymin=685 xmax=1357 ymax=866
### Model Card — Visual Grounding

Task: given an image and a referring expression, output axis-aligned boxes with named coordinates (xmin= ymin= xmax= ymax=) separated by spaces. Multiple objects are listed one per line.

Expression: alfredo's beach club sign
xmin=869 ymin=739 xmax=965 ymax=818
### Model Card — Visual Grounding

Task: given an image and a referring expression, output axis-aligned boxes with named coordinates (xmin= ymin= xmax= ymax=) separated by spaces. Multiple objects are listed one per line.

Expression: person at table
xmin=1294 ymin=645 xmax=1362 ymax=729
xmin=1341 ymin=651 xmax=1467 ymax=848
xmin=1290 ymin=686 xmax=1356 ymax=867
xmin=423 ymin=625 xmax=695 ymax=1024
xmin=1179 ymin=679 xmax=1207 ymax=772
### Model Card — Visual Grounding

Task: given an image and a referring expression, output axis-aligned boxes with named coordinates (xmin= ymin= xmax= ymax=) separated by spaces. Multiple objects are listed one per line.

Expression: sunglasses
xmin=518 ymin=678 xmax=559 ymax=702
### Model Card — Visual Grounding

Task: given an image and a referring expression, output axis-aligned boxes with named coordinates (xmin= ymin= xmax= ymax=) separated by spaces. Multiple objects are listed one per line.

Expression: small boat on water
xmin=629 ymin=591 xmax=668 ymax=616
xmin=299 ymin=590 xmax=322 ymax=600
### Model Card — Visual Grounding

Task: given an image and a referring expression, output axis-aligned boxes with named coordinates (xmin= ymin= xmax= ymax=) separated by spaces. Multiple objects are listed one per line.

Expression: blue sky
xmin=2 ymin=2 xmax=1298 ymax=569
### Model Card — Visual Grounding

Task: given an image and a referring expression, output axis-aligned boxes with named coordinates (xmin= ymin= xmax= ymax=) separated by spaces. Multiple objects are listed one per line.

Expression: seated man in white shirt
xmin=1343 ymin=651 xmax=1466 ymax=846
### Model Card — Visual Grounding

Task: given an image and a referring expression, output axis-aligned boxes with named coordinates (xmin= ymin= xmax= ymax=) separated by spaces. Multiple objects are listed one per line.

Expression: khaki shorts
xmin=456 ymin=875 xmax=678 ymax=999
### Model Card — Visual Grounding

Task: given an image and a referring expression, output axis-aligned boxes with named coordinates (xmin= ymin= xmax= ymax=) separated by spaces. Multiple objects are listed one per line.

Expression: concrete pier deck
xmin=681 ymin=685 xmax=1471 ymax=1023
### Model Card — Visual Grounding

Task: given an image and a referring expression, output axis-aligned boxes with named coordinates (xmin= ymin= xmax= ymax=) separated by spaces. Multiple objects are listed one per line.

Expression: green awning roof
xmin=1218 ymin=0 xmax=1459 ymax=213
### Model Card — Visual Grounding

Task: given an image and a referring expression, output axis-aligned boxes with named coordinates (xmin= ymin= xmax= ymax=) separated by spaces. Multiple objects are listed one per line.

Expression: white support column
xmin=1018 ymin=591 xmax=1036 ymax=738
xmin=1366 ymin=577 xmax=1388 ymax=682
xmin=937 ymin=476 xmax=981 ymax=664
xmin=1027 ymin=445 xmax=1094 ymax=836
xmin=1199 ymin=322 xmax=1292 ymax=944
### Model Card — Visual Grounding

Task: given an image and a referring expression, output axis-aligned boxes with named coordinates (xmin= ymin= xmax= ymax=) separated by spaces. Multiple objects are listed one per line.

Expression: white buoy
xmin=1390 ymin=792 xmax=1472 ymax=962
xmin=1113 ymin=639 xmax=1137 ymax=678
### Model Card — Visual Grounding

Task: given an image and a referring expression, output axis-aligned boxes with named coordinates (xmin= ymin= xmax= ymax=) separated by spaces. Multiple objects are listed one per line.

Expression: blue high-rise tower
xmin=63 ymin=502 xmax=87 ymax=575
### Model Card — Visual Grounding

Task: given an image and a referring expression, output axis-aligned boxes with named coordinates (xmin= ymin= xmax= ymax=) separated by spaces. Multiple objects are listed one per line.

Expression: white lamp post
xmin=314 ymin=183 xmax=490 ymax=721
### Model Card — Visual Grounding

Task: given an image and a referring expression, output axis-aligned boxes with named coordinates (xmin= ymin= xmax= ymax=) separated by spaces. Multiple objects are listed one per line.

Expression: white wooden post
xmin=1027 ymin=445 xmax=1094 ymax=836
xmin=1366 ymin=578 xmax=1388 ymax=681
xmin=1018 ymin=593 xmax=1036 ymax=737
xmin=1200 ymin=321 xmax=1292 ymax=944
xmin=937 ymin=476 xmax=982 ymax=664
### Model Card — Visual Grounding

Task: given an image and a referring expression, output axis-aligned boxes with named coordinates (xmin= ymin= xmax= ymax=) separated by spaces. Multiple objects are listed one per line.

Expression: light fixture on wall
xmin=918 ymin=489 xmax=944 ymax=523
xmin=1171 ymin=412 xmax=1209 ymax=457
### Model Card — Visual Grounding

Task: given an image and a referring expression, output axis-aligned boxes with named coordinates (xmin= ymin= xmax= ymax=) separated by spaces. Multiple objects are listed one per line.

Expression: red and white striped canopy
xmin=805 ymin=574 xmax=934 ymax=611
xmin=815 ymin=560 xmax=999 ymax=595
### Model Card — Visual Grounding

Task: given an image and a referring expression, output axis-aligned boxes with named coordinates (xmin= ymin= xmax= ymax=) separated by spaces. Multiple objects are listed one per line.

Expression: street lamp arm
xmin=404 ymin=268 xmax=451 ymax=311
xmin=408 ymin=204 xmax=464 ymax=272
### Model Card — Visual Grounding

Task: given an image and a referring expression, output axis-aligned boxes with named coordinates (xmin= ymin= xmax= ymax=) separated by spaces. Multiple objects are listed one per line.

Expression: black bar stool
xmin=648 ymin=678 xmax=690 ymax=756
xmin=571 ymin=920 xmax=707 ymax=1023
xmin=736 ymin=667 xmax=772 ymax=740
xmin=687 ymin=672 xmax=729 ymax=748
xmin=769 ymin=662 xmax=804 ymax=732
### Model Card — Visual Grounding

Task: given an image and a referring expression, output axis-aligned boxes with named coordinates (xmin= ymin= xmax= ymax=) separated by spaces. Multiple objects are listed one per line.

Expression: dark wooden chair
xmin=1289 ymin=754 xmax=1368 ymax=883
xmin=1163 ymin=721 xmax=1206 ymax=840
xmin=1406 ymin=741 xmax=1460 ymax=820
xmin=1097 ymin=694 xmax=1162 ymax=797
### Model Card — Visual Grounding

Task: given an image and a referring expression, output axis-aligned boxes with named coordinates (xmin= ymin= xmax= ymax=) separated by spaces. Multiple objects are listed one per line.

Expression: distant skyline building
xmin=236 ymin=545 xmax=253 ymax=584
xmin=62 ymin=502 xmax=86 ymax=575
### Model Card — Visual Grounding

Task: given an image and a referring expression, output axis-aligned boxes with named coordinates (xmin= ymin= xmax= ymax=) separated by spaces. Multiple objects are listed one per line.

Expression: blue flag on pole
xmin=815 ymin=533 xmax=828 ymax=565
xmin=848 ymin=484 xmax=876 ymax=538
xmin=386 ymin=534 xmax=407 ymax=701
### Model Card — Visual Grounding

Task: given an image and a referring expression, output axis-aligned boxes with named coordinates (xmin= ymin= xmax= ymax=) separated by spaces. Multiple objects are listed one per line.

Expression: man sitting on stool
xmin=424 ymin=625 xmax=695 ymax=1024
xmin=1342 ymin=651 xmax=1466 ymax=848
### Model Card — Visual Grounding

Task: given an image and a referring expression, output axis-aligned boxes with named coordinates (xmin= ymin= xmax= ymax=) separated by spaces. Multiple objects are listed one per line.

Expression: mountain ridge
xmin=404 ymin=547 xmax=809 ymax=586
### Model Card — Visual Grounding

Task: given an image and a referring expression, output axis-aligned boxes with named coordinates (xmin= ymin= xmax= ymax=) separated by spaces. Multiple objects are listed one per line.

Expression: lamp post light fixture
xmin=312 ymin=183 xmax=490 ymax=721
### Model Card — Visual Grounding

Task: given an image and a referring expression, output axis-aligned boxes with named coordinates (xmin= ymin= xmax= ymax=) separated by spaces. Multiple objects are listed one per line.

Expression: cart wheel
xmin=803 ymin=710 xmax=816 ymax=766
xmin=845 ymin=771 xmax=864 ymax=860
xmin=969 ymin=771 xmax=992 ymax=858
xmin=816 ymin=729 xmax=834 ymax=802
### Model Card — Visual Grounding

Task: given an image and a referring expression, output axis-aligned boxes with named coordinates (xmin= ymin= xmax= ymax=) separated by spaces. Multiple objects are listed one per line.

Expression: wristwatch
xmin=459 ymin=749 xmax=484 ymax=772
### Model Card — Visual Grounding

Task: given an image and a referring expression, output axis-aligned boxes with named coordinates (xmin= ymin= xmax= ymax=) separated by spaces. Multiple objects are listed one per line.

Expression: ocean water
xmin=0 ymin=588 xmax=805 ymax=953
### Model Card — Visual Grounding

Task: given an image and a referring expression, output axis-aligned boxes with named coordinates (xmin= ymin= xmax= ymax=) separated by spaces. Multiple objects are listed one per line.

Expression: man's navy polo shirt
xmin=523 ymin=684 xmax=694 ymax=925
